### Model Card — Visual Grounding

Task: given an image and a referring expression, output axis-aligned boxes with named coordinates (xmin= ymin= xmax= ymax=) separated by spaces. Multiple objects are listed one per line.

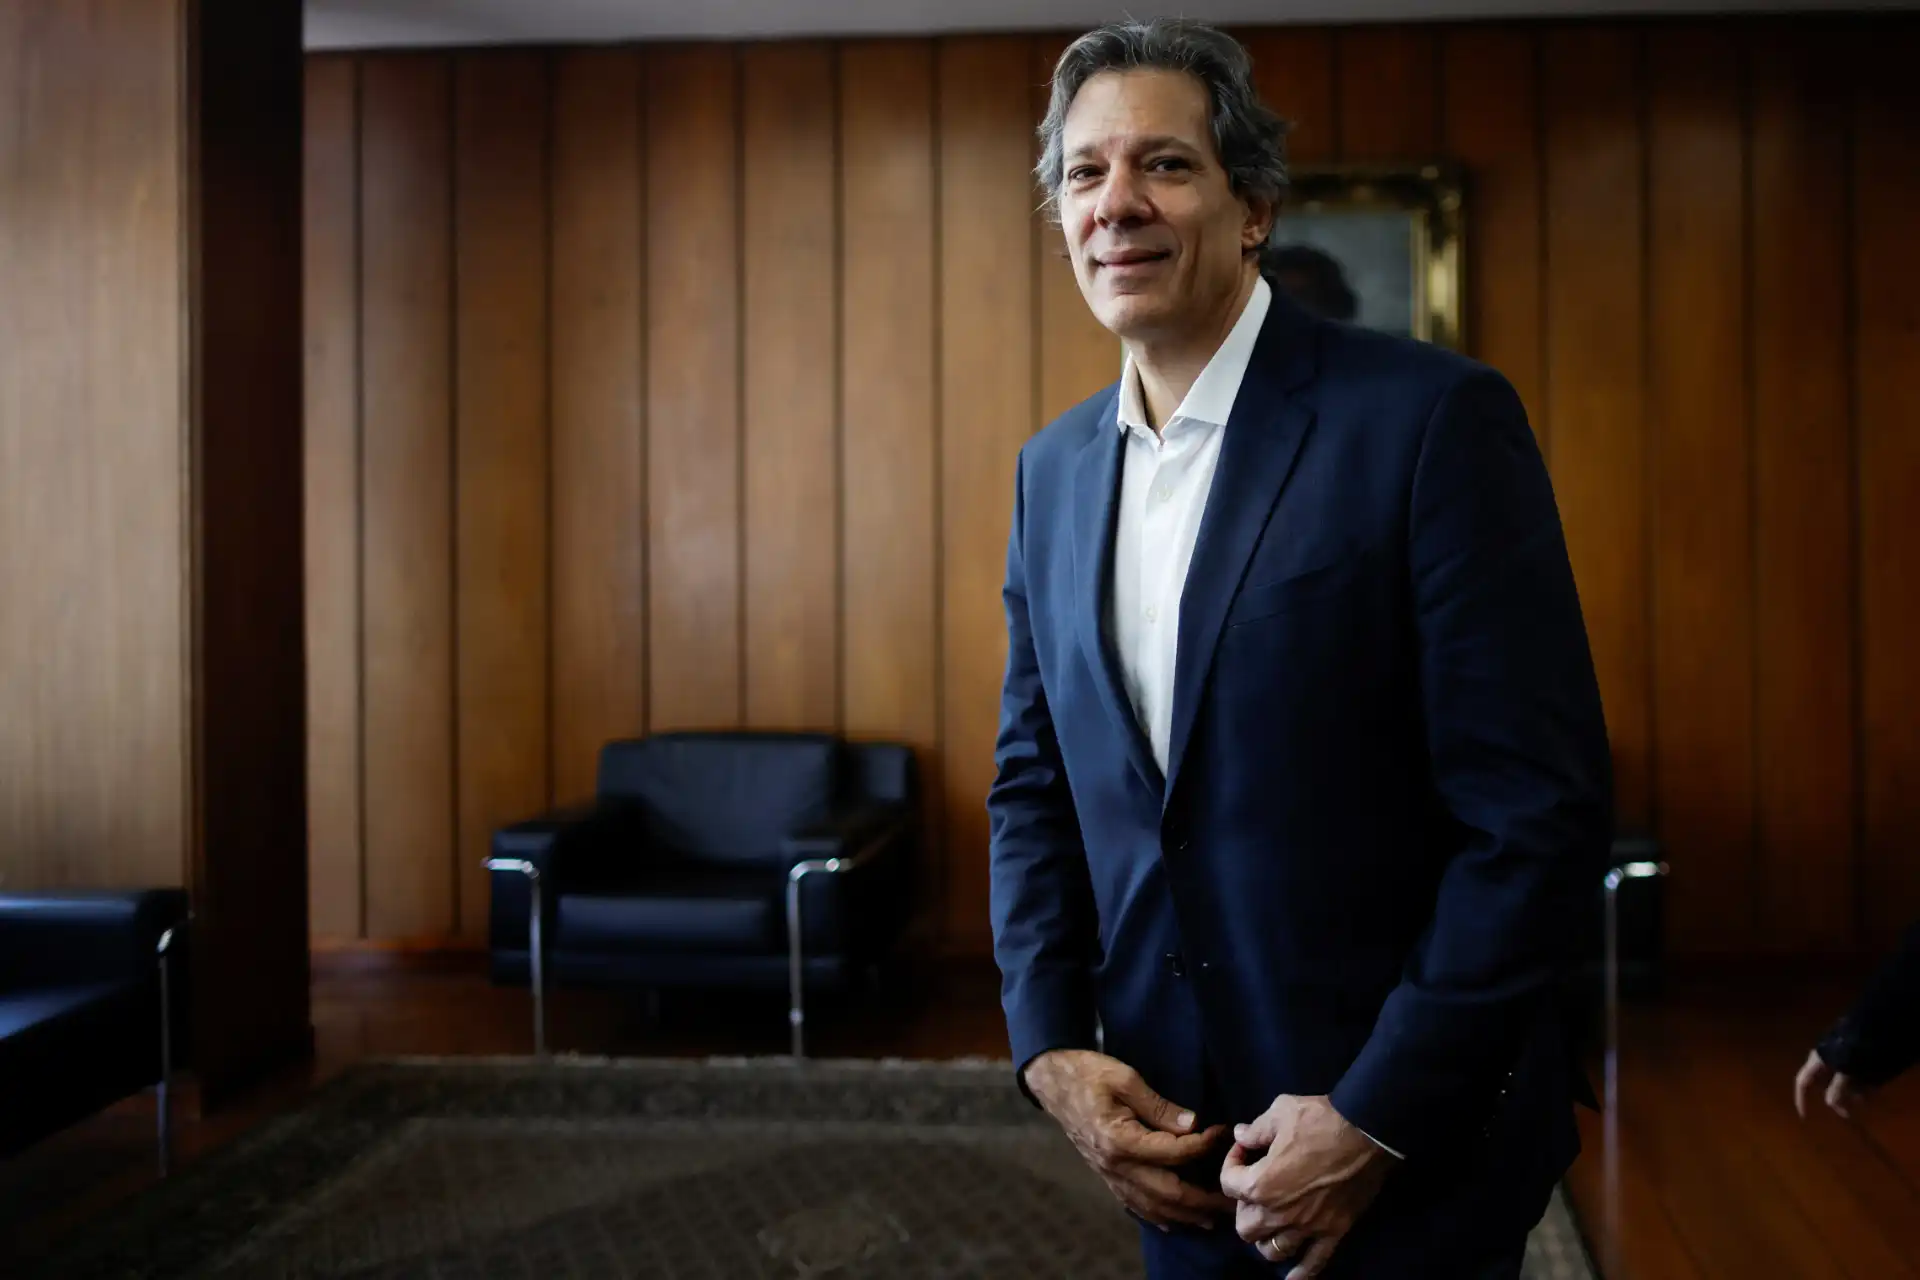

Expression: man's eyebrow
xmin=1064 ymin=134 xmax=1202 ymax=161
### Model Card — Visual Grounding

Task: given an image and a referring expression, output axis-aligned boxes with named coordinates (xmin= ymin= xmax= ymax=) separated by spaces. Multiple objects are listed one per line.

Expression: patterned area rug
xmin=26 ymin=1057 xmax=1598 ymax=1279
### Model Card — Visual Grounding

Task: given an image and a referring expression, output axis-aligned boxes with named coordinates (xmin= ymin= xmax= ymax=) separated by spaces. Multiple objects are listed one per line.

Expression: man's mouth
xmin=1098 ymin=249 xmax=1172 ymax=268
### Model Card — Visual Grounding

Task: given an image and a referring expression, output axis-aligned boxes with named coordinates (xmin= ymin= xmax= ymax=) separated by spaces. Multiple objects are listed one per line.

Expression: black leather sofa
xmin=485 ymin=731 xmax=919 ymax=1055
xmin=0 ymin=888 xmax=190 ymax=1171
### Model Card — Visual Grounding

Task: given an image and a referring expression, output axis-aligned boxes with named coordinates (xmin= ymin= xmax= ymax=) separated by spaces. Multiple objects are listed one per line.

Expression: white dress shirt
xmin=1109 ymin=276 xmax=1270 ymax=775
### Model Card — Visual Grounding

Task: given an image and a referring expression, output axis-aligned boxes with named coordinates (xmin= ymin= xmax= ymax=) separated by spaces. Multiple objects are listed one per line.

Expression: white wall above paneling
xmin=305 ymin=0 xmax=1916 ymax=49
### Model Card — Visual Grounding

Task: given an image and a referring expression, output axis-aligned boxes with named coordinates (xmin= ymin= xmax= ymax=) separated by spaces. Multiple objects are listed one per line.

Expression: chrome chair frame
xmin=482 ymin=857 xmax=546 ymax=1057
xmin=786 ymin=828 xmax=898 ymax=1058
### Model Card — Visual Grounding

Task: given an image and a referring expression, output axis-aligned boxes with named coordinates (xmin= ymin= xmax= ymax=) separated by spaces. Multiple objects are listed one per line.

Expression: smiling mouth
xmin=1098 ymin=250 xmax=1172 ymax=268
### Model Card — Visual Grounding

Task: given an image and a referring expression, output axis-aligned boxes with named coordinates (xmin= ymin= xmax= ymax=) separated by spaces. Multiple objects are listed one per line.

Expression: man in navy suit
xmin=989 ymin=19 xmax=1613 ymax=1280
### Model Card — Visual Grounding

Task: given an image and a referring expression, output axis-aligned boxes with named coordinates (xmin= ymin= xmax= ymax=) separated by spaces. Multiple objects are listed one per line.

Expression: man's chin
xmin=1092 ymin=295 xmax=1173 ymax=341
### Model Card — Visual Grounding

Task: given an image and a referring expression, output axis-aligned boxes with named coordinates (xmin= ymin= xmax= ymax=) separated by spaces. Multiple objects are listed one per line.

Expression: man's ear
xmin=1242 ymin=194 xmax=1277 ymax=252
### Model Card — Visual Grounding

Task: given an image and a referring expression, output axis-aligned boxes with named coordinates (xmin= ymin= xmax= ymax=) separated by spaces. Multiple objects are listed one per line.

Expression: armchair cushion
xmin=596 ymin=732 xmax=839 ymax=868
xmin=557 ymin=866 xmax=784 ymax=955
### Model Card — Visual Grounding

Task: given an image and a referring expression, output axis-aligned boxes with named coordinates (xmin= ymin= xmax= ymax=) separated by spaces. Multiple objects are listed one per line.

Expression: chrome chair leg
xmin=786 ymin=836 xmax=895 ymax=1059
xmin=156 ymin=925 xmax=177 ymax=1179
xmin=787 ymin=868 xmax=814 ymax=1058
xmin=483 ymin=858 xmax=547 ymax=1057
xmin=1601 ymin=858 xmax=1667 ymax=1273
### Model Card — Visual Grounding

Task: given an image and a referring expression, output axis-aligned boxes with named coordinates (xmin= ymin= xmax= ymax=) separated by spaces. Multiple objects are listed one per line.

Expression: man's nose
xmin=1094 ymin=166 xmax=1150 ymax=226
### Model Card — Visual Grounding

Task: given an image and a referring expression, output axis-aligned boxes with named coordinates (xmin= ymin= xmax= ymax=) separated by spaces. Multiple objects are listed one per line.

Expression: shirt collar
xmin=1116 ymin=274 xmax=1271 ymax=434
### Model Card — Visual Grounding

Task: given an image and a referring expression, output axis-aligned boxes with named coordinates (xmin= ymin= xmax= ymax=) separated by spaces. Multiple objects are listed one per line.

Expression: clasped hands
xmin=1024 ymin=1050 xmax=1395 ymax=1279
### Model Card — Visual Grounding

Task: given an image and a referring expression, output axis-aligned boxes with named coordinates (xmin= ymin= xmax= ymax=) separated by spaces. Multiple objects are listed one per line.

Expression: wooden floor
xmin=4 ymin=956 xmax=1918 ymax=1277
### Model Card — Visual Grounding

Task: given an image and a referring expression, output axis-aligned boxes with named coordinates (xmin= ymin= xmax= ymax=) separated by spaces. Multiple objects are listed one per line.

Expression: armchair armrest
xmin=486 ymin=799 xmax=649 ymax=954
xmin=781 ymin=801 xmax=911 ymax=867
xmin=0 ymin=889 xmax=189 ymax=992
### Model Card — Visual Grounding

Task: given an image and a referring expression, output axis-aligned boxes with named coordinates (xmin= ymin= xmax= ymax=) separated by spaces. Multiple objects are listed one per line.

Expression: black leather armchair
xmin=0 ymin=888 xmax=190 ymax=1172
xmin=485 ymin=731 xmax=919 ymax=1056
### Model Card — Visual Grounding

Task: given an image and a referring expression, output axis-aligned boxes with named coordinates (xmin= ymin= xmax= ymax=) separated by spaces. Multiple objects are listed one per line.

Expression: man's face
xmin=1056 ymin=68 xmax=1269 ymax=342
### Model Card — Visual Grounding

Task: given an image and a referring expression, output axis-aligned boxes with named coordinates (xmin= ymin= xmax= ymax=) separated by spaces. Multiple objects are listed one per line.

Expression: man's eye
xmin=1068 ymin=166 xmax=1100 ymax=183
xmin=1150 ymin=157 xmax=1190 ymax=172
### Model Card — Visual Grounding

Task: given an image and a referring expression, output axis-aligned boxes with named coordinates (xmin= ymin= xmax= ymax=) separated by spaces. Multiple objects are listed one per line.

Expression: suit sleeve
xmin=987 ymin=446 xmax=1102 ymax=1104
xmin=1817 ymin=919 xmax=1920 ymax=1088
xmin=1328 ymin=369 xmax=1614 ymax=1159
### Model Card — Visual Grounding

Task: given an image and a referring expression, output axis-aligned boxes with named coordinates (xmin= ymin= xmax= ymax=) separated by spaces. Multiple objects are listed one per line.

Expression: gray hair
xmin=1034 ymin=18 xmax=1291 ymax=225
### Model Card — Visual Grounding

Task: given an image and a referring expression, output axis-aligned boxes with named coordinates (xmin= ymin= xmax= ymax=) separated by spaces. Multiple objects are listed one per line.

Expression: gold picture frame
xmin=1265 ymin=162 xmax=1466 ymax=351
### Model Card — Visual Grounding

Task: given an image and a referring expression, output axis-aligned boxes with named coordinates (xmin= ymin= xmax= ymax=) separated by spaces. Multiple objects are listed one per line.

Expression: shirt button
xmin=1143 ymin=605 xmax=1158 ymax=623
xmin=1152 ymin=485 xmax=1171 ymax=503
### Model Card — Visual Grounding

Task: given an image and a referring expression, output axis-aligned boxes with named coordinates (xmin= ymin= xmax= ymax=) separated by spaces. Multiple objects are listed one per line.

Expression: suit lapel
xmin=1070 ymin=392 xmax=1164 ymax=797
xmin=1162 ymin=295 xmax=1320 ymax=803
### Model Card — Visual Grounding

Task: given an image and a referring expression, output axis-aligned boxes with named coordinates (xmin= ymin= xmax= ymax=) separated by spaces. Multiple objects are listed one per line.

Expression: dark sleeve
xmin=986 ymin=447 xmax=1102 ymax=1104
xmin=1328 ymin=369 xmax=1615 ymax=1159
xmin=1817 ymin=920 xmax=1920 ymax=1088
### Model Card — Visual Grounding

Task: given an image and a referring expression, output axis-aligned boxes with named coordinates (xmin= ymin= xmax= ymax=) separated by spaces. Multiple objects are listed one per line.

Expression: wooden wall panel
xmin=0 ymin=0 xmax=188 ymax=891
xmin=1442 ymin=27 xmax=1544 ymax=440
xmin=1543 ymin=27 xmax=1652 ymax=830
xmin=1335 ymin=26 xmax=1440 ymax=160
xmin=1035 ymin=35 xmax=1120 ymax=424
xmin=303 ymin=57 xmax=364 ymax=940
xmin=839 ymin=40 xmax=942 ymax=929
xmin=307 ymin=17 xmax=1920 ymax=958
xmin=1854 ymin=21 xmax=1920 ymax=947
xmin=453 ymin=53 xmax=552 ymax=940
xmin=550 ymin=49 xmax=646 ymax=804
xmin=743 ymin=43 xmax=840 ymax=731
xmin=1750 ymin=25 xmax=1855 ymax=952
xmin=1241 ymin=29 xmax=1337 ymax=164
xmin=1647 ymin=28 xmax=1754 ymax=952
xmin=359 ymin=55 xmax=456 ymax=940
xmin=938 ymin=36 xmax=1038 ymax=954
xmin=645 ymin=46 xmax=742 ymax=732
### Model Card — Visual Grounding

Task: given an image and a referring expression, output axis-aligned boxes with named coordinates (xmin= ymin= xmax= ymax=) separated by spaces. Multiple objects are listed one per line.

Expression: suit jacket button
xmin=1165 ymin=952 xmax=1186 ymax=978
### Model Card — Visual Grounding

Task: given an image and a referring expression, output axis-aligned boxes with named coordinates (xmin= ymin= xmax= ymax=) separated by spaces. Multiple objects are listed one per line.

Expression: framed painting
xmin=1263 ymin=163 xmax=1465 ymax=351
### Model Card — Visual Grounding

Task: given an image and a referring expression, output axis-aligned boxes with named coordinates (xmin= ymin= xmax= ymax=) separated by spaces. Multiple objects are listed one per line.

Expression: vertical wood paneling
xmin=0 ymin=0 xmax=188 ymax=891
xmin=1035 ymin=35 xmax=1119 ymax=424
xmin=359 ymin=55 xmax=455 ymax=939
xmin=1648 ymin=28 xmax=1754 ymax=952
xmin=550 ymin=49 xmax=645 ymax=803
xmin=646 ymin=45 xmax=741 ymax=732
xmin=1240 ymin=28 xmax=1337 ymax=164
xmin=1336 ymin=26 xmax=1440 ymax=160
xmin=1544 ymin=28 xmax=1652 ymax=829
xmin=1854 ymin=20 xmax=1920 ymax=947
xmin=1443 ymin=28 xmax=1545 ymax=437
xmin=1751 ymin=25 xmax=1855 ymax=951
xmin=939 ymin=36 xmax=1037 ymax=952
xmin=305 ymin=20 xmax=1920 ymax=959
xmin=454 ymin=53 xmax=551 ymax=940
xmin=840 ymin=40 xmax=942 ymax=929
xmin=303 ymin=57 xmax=364 ymax=940
xmin=743 ymin=43 xmax=839 ymax=731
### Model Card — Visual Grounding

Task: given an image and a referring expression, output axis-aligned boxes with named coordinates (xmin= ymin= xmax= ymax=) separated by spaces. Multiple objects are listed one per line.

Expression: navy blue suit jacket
xmin=987 ymin=289 xmax=1613 ymax=1265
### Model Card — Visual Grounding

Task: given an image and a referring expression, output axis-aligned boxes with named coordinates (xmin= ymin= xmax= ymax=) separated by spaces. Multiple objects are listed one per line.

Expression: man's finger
xmin=1113 ymin=1074 xmax=1200 ymax=1135
xmin=1234 ymin=1109 xmax=1278 ymax=1150
xmin=1826 ymin=1072 xmax=1856 ymax=1118
xmin=1218 ymin=1144 xmax=1260 ymax=1199
xmin=1112 ymin=1117 xmax=1226 ymax=1166
xmin=1794 ymin=1053 xmax=1828 ymax=1120
xmin=1285 ymin=1234 xmax=1341 ymax=1280
xmin=1235 ymin=1198 xmax=1291 ymax=1245
xmin=1128 ymin=1163 xmax=1235 ymax=1225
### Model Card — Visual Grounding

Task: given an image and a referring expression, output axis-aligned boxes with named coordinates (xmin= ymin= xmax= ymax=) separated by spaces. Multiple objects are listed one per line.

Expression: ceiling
xmin=304 ymin=0 xmax=1913 ymax=49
